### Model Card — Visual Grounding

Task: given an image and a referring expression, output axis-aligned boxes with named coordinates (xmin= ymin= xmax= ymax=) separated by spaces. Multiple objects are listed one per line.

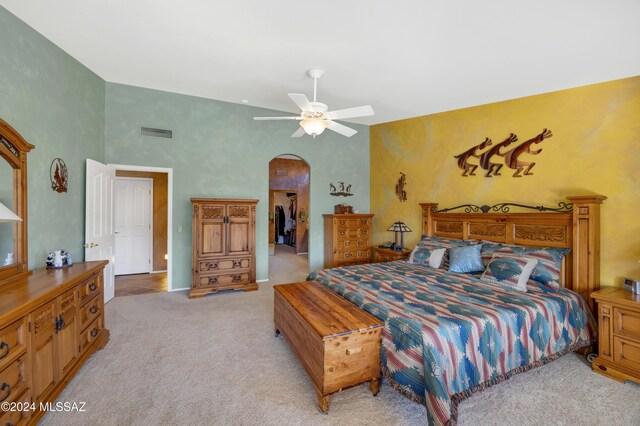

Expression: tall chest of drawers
xmin=323 ymin=214 xmax=374 ymax=268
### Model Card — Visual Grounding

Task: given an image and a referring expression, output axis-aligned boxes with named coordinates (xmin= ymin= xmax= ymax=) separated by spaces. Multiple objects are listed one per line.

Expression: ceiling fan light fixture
xmin=300 ymin=117 xmax=327 ymax=136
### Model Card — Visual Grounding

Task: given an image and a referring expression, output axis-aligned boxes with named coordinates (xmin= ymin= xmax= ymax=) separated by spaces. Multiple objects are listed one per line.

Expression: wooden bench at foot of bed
xmin=274 ymin=281 xmax=383 ymax=413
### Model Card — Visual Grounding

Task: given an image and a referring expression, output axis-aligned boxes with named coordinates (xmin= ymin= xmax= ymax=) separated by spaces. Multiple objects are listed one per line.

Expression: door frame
xmin=113 ymin=176 xmax=154 ymax=276
xmin=109 ymin=164 xmax=174 ymax=292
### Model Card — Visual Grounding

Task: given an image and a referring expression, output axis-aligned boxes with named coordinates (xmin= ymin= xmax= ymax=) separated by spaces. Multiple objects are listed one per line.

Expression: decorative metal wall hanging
xmin=454 ymin=128 xmax=553 ymax=178
xmin=395 ymin=172 xmax=407 ymax=202
xmin=50 ymin=158 xmax=68 ymax=193
xmin=329 ymin=181 xmax=353 ymax=197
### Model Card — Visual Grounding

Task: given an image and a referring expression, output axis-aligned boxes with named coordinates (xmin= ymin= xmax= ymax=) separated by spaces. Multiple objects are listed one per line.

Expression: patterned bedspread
xmin=308 ymin=261 xmax=596 ymax=425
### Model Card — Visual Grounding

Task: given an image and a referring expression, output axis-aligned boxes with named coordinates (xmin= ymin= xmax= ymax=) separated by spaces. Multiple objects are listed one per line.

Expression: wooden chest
xmin=591 ymin=287 xmax=640 ymax=384
xmin=274 ymin=281 xmax=383 ymax=412
xmin=323 ymin=214 xmax=374 ymax=268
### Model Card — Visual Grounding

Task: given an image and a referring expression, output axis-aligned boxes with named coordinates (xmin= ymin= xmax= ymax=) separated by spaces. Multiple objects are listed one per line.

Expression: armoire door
xmin=198 ymin=203 xmax=226 ymax=258
xmin=227 ymin=204 xmax=252 ymax=256
xmin=57 ymin=288 xmax=79 ymax=377
xmin=31 ymin=300 xmax=57 ymax=403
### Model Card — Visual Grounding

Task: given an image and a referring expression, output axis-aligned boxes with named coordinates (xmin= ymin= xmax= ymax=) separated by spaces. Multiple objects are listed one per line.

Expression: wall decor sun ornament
xmin=50 ymin=158 xmax=68 ymax=193
xmin=454 ymin=128 xmax=553 ymax=177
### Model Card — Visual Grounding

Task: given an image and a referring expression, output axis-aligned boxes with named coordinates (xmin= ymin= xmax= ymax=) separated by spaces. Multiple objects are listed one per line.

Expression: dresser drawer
xmin=341 ymin=239 xmax=368 ymax=250
xmin=79 ymin=295 xmax=102 ymax=332
xmin=198 ymin=272 xmax=250 ymax=289
xmin=338 ymin=249 xmax=370 ymax=261
xmin=0 ymin=353 xmax=29 ymax=404
xmin=613 ymin=336 xmax=640 ymax=372
xmin=0 ymin=389 xmax=31 ymax=425
xmin=0 ymin=320 xmax=26 ymax=371
xmin=80 ymin=316 xmax=104 ymax=353
xmin=613 ymin=308 xmax=640 ymax=342
xmin=199 ymin=258 xmax=250 ymax=273
xmin=78 ymin=275 xmax=101 ymax=306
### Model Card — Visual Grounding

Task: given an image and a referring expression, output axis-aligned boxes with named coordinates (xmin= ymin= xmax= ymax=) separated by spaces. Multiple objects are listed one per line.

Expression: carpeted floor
xmin=40 ymin=252 xmax=640 ymax=425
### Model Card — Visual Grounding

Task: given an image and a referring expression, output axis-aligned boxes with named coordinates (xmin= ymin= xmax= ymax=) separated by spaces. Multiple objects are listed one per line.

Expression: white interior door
xmin=114 ymin=178 xmax=152 ymax=275
xmin=85 ymin=159 xmax=116 ymax=303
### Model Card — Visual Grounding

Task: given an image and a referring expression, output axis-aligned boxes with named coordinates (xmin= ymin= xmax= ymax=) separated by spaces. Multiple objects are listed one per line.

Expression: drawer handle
xmin=0 ymin=383 xmax=11 ymax=402
xmin=0 ymin=342 xmax=9 ymax=360
xmin=90 ymin=328 xmax=99 ymax=338
xmin=346 ymin=346 xmax=362 ymax=356
xmin=89 ymin=282 xmax=97 ymax=292
xmin=89 ymin=305 xmax=98 ymax=315
xmin=597 ymin=364 xmax=607 ymax=372
xmin=208 ymin=277 xmax=218 ymax=285
xmin=233 ymin=275 xmax=242 ymax=282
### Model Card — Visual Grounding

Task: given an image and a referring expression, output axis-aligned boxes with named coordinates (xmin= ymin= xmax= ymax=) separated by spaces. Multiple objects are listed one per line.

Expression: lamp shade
xmin=387 ymin=221 xmax=411 ymax=233
xmin=0 ymin=201 xmax=21 ymax=223
xmin=300 ymin=117 xmax=327 ymax=136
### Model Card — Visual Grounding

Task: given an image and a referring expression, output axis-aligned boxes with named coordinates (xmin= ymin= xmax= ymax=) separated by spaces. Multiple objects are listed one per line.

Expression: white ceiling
xmin=2 ymin=0 xmax=639 ymax=125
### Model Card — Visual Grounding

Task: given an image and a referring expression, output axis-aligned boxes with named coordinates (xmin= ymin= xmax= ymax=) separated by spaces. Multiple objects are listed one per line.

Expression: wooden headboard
xmin=419 ymin=195 xmax=606 ymax=311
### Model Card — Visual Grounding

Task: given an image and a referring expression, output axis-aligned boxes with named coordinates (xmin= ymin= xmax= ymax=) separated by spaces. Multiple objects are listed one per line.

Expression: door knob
xmin=83 ymin=243 xmax=100 ymax=248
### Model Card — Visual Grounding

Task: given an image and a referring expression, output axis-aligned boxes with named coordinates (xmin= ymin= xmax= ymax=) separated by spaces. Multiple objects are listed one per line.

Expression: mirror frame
xmin=0 ymin=119 xmax=34 ymax=283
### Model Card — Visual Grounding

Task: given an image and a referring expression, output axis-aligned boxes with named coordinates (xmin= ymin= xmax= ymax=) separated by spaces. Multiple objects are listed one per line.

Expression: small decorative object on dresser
xmin=45 ymin=249 xmax=73 ymax=269
xmin=387 ymin=221 xmax=412 ymax=250
xmin=373 ymin=247 xmax=411 ymax=263
xmin=323 ymin=213 xmax=373 ymax=268
xmin=190 ymin=198 xmax=258 ymax=298
xmin=591 ymin=287 xmax=640 ymax=384
xmin=334 ymin=204 xmax=353 ymax=214
xmin=274 ymin=281 xmax=383 ymax=413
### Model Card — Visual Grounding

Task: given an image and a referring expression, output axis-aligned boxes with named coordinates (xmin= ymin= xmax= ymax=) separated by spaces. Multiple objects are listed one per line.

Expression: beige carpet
xmin=41 ymin=252 xmax=640 ymax=425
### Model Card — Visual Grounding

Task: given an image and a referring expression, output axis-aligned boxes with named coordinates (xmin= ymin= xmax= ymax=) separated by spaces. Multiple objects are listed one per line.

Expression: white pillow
xmin=408 ymin=246 xmax=447 ymax=269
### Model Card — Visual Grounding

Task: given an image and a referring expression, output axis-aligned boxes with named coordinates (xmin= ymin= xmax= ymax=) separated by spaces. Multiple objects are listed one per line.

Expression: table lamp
xmin=387 ymin=221 xmax=411 ymax=251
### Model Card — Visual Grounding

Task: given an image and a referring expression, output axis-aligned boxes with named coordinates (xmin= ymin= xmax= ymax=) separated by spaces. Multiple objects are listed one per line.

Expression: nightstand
xmin=591 ymin=287 xmax=640 ymax=384
xmin=372 ymin=247 xmax=411 ymax=263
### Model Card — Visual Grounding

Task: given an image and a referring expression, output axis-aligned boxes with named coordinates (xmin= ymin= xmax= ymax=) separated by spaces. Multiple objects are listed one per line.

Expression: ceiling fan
xmin=253 ymin=69 xmax=374 ymax=138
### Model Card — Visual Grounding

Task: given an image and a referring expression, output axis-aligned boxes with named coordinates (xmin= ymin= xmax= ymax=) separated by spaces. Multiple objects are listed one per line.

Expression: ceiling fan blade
xmin=327 ymin=120 xmax=358 ymax=137
xmin=325 ymin=105 xmax=374 ymax=120
xmin=291 ymin=127 xmax=306 ymax=138
xmin=253 ymin=116 xmax=301 ymax=121
xmin=288 ymin=93 xmax=315 ymax=112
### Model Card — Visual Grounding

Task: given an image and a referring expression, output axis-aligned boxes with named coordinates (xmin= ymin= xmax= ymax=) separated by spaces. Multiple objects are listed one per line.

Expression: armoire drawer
xmin=80 ymin=317 xmax=104 ymax=353
xmin=79 ymin=295 xmax=102 ymax=332
xmin=78 ymin=275 xmax=101 ymax=305
xmin=0 ymin=319 xmax=26 ymax=371
xmin=199 ymin=258 xmax=250 ymax=273
xmin=0 ymin=353 xmax=29 ymax=404
xmin=0 ymin=388 xmax=31 ymax=425
xmin=198 ymin=272 xmax=250 ymax=289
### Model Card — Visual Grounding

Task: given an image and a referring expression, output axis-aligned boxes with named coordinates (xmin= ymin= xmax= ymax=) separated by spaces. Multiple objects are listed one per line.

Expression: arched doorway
xmin=268 ymin=154 xmax=310 ymax=282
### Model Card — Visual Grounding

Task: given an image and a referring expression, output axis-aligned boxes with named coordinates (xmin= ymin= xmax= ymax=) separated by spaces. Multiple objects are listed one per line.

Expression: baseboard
xmin=151 ymin=270 xmax=167 ymax=274
xmin=169 ymin=287 xmax=189 ymax=292
xmin=256 ymin=279 xmax=269 ymax=283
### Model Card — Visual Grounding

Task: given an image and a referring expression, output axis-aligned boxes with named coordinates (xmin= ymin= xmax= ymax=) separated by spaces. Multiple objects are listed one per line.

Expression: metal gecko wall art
xmin=454 ymin=128 xmax=553 ymax=177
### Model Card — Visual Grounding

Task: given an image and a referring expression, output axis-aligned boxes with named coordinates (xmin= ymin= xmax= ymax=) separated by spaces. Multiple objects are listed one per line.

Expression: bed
xmin=308 ymin=195 xmax=606 ymax=425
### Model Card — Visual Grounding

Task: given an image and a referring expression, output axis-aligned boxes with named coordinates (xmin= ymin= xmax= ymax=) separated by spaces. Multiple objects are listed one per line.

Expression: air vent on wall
xmin=276 ymin=170 xmax=288 ymax=176
xmin=141 ymin=127 xmax=173 ymax=139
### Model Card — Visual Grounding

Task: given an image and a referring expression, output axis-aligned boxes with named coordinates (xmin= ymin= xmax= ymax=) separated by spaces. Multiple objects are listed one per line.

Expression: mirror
xmin=0 ymin=118 xmax=34 ymax=283
xmin=0 ymin=160 xmax=15 ymax=266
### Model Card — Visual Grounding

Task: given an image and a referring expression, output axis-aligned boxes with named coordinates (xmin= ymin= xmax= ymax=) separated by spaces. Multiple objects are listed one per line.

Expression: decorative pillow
xmin=480 ymin=241 xmax=570 ymax=286
xmin=417 ymin=236 xmax=479 ymax=268
xmin=481 ymin=255 xmax=539 ymax=292
xmin=408 ymin=246 xmax=447 ymax=269
xmin=448 ymin=244 xmax=484 ymax=274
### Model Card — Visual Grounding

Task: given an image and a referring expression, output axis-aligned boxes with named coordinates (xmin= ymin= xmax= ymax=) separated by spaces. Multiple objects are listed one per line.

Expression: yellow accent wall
xmin=370 ymin=76 xmax=640 ymax=287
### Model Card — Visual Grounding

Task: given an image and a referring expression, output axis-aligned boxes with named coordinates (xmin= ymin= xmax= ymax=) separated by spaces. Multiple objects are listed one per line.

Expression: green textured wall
xmin=105 ymin=83 xmax=370 ymax=289
xmin=0 ymin=7 xmax=106 ymax=269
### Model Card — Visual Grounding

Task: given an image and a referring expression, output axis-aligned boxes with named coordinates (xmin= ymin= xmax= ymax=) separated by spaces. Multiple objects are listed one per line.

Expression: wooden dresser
xmin=0 ymin=261 xmax=109 ymax=425
xmin=591 ymin=287 xmax=640 ymax=384
xmin=191 ymin=198 xmax=258 ymax=298
xmin=323 ymin=214 xmax=374 ymax=268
